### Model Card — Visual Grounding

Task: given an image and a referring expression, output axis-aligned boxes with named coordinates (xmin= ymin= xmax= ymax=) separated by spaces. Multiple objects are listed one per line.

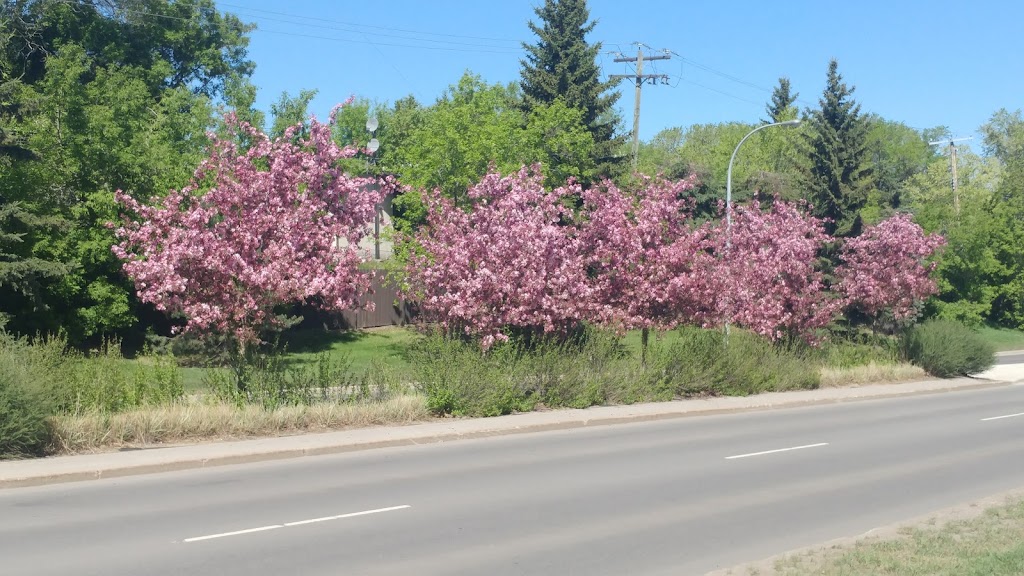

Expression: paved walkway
xmin=2 ymin=375 xmax=1015 ymax=489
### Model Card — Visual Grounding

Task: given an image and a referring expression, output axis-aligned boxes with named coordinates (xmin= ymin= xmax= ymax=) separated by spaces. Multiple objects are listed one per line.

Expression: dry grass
xmin=819 ymin=362 xmax=926 ymax=388
xmin=48 ymin=395 xmax=429 ymax=454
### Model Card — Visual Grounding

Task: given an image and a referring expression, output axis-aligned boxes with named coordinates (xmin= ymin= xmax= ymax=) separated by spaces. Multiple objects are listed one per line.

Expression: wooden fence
xmin=299 ymin=275 xmax=418 ymax=330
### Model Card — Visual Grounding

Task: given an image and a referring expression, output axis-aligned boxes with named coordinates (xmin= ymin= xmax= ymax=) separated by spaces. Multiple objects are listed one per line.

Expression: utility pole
xmin=928 ymin=136 xmax=973 ymax=216
xmin=610 ymin=45 xmax=670 ymax=170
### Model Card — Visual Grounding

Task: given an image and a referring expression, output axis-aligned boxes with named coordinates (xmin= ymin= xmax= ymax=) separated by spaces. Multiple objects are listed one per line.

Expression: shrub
xmin=407 ymin=332 xmax=535 ymax=417
xmin=409 ymin=326 xmax=820 ymax=417
xmin=0 ymin=337 xmax=52 ymax=458
xmin=656 ymin=327 xmax=820 ymax=396
xmin=55 ymin=342 xmax=184 ymax=414
xmin=813 ymin=331 xmax=901 ymax=369
xmin=904 ymin=319 xmax=996 ymax=377
xmin=0 ymin=376 xmax=51 ymax=458
xmin=0 ymin=334 xmax=185 ymax=417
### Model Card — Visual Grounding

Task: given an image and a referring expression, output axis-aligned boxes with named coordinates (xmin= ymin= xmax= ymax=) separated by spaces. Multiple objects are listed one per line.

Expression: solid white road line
xmin=184 ymin=524 xmax=283 ymax=543
xmin=183 ymin=505 xmax=411 ymax=543
xmin=981 ymin=412 xmax=1024 ymax=422
xmin=283 ymin=505 xmax=412 ymax=527
xmin=725 ymin=442 xmax=829 ymax=460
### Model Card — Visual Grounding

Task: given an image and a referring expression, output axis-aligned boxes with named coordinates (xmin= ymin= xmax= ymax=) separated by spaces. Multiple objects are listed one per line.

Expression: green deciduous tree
xmin=799 ymin=59 xmax=873 ymax=237
xmin=0 ymin=0 xmax=249 ymax=343
xmin=638 ymin=122 xmax=801 ymax=216
xmin=269 ymin=88 xmax=318 ymax=139
xmin=519 ymin=0 xmax=622 ymax=180
xmin=906 ymin=150 xmax=1003 ymax=326
xmin=862 ymin=116 xmax=936 ymax=223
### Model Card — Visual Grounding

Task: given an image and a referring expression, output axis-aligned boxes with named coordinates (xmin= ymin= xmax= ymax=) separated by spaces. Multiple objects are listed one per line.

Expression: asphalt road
xmin=997 ymin=352 xmax=1024 ymax=365
xmin=2 ymin=384 xmax=1024 ymax=576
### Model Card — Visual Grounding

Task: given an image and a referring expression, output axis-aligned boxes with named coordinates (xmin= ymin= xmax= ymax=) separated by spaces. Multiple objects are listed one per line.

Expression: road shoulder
xmin=0 ymin=377 xmax=1009 ymax=489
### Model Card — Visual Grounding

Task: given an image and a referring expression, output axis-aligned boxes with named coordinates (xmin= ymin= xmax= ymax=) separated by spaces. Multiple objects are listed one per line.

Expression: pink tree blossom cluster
xmin=407 ymin=168 xmax=945 ymax=348
xmin=576 ymin=175 xmax=719 ymax=333
xmin=404 ymin=166 xmax=591 ymax=349
xmin=113 ymin=103 xmax=392 ymax=346
xmin=838 ymin=212 xmax=947 ymax=320
xmin=716 ymin=199 xmax=844 ymax=344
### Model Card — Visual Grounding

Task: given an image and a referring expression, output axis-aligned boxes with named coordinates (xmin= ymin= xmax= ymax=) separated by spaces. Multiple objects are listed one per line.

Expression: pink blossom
xmin=113 ymin=105 xmax=395 ymax=345
xmin=403 ymin=166 xmax=590 ymax=348
xmin=837 ymin=213 xmax=945 ymax=320
xmin=577 ymin=175 xmax=720 ymax=332
xmin=714 ymin=199 xmax=843 ymax=345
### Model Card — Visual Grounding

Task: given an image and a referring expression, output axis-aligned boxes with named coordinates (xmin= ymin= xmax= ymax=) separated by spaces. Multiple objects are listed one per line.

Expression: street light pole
xmin=366 ymin=117 xmax=380 ymax=260
xmin=725 ymin=119 xmax=801 ymax=248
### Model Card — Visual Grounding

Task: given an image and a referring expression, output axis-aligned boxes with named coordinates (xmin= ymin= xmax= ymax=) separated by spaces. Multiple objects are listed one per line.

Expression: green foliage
xmin=989 ymin=156 xmax=1024 ymax=329
xmin=649 ymin=327 xmax=820 ymax=397
xmin=269 ymin=88 xmax=317 ymax=139
xmin=813 ymin=331 xmax=901 ymax=368
xmin=907 ymin=151 xmax=1004 ymax=326
xmin=519 ymin=0 xmax=623 ymax=180
xmin=0 ymin=333 xmax=184 ymax=416
xmin=406 ymin=332 xmax=537 ymax=416
xmin=981 ymin=109 xmax=1024 ymax=164
xmin=390 ymin=73 xmax=525 ymax=207
xmin=638 ymin=122 xmax=801 ymax=215
xmin=383 ymin=74 xmax=597 ymax=240
xmin=0 ymin=337 xmax=51 ymax=458
xmin=764 ymin=77 xmax=799 ymax=123
xmin=862 ymin=116 xmax=936 ymax=222
xmin=409 ymin=327 xmax=820 ymax=417
xmin=799 ymin=59 xmax=873 ymax=237
xmin=904 ymin=319 xmax=996 ymax=377
xmin=0 ymin=0 xmax=249 ymax=343
xmin=206 ymin=348 xmax=408 ymax=411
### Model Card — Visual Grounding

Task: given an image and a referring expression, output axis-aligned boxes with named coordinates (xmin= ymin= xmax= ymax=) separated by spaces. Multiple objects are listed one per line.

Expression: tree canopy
xmin=519 ymin=0 xmax=622 ymax=180
xmin=799 ymin=59 xmax=873 ymax=237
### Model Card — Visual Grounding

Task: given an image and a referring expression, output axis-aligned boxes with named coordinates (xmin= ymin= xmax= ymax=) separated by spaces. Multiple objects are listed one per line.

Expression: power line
xmin=253 ymin=28 xmax=520 ymax=54
xmin=59 ymin=0 xmax=521 ymax=53
xmin=212 ymin=5 xmax=522 ymax=51
xmin=215 ymin=1 xmax=522 ymax=44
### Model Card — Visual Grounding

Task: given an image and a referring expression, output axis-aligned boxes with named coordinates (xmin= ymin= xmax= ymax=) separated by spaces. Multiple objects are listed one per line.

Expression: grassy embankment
xmin=763 ymin=495 xmax=1024 ymax=576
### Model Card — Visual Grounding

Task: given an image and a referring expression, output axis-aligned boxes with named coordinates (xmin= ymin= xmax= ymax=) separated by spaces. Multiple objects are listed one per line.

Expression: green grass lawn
xmin=178 ymin=326 xmax=420 ymax=392
xmin=976 ymin=325 xmax=1024 ymax=352
xmin=278 ymin=326 xmax=418 ymax=373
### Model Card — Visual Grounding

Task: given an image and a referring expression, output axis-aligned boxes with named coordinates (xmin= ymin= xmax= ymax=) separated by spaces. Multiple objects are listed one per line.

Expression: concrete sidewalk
xmin=0 ymin=377 xmax=1013 ymax=489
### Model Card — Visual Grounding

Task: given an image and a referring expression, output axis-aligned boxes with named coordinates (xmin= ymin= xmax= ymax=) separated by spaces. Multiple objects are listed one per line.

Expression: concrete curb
xmin=0 ymin=378 xmax=1010 ymax=490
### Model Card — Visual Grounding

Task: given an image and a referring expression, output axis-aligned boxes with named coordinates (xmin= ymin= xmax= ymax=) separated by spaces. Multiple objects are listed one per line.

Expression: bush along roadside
xmin=0 ymin=324 xmax=943 ymax=458
xmin=903 ymin=319 xmax=996 ymax=377
xmin=408 ymin=327 xmax=823 ymax=418
xmin=0 ymin=371 xmax=52 ymax=459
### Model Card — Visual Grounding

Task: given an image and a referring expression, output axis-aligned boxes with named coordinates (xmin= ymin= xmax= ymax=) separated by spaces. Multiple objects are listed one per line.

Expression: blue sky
xmin=223 ymin=0 xmax=1022 ymax=149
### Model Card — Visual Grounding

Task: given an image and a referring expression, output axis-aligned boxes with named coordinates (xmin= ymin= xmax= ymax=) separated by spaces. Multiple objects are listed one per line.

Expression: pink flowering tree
xmin=404 ymin=166 xmax=590 ymax=349
xmin=577 ymin=176 xmax=720 ymax=357
xmin=716 ymin=199 xmax=843 ymax=345
xmin=113 ymin=103 xmax=389 ymax=353
xmin=837 ymin=213 xmax=946 ymax=325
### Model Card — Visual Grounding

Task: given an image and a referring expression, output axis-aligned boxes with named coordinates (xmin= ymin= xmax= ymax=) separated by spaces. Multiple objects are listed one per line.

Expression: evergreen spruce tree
xmin=800 ymin=60 xmax=873 ymax=237
xmin=764 ymin=77 xmax=798 ymax=123
xmin=520 ymin=0 xmax=622 ymax=179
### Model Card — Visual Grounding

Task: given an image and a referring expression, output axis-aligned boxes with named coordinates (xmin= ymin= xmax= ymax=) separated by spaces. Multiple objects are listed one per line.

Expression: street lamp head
xmin=365 ymin=117 xmax=379 ymax=133
xmin=781 ymin=119 xmax=801 ymax=127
